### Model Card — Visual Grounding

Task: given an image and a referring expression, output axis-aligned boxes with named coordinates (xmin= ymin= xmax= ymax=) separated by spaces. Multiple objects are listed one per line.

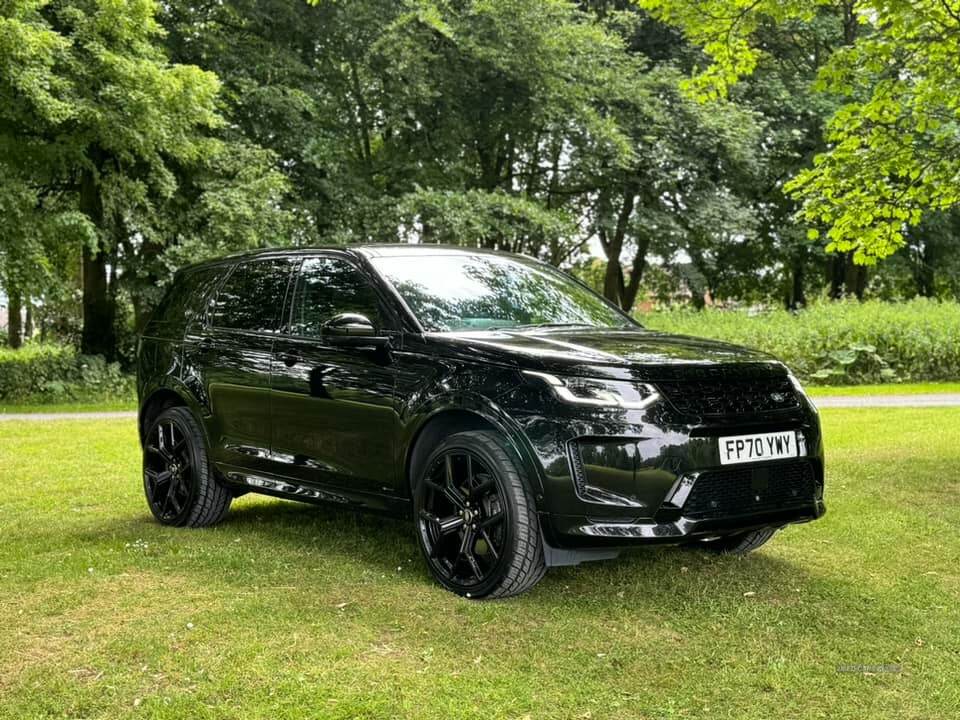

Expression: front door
xmin=270 ymin=255 xmax=400 ymax=495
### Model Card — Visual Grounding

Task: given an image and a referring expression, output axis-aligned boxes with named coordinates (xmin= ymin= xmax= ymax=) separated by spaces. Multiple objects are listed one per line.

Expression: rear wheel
xmin=692 ymin=527 xmax=779 ymax=555
xmin=413 ymin=430 xmax=546 ymax=599
xmin=143 ymin=406 xmax=232 ymax=528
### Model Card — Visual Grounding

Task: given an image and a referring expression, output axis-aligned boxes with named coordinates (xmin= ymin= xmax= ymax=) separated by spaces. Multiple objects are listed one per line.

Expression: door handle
xmin=281 ymin=352 xmax=300 ymax=367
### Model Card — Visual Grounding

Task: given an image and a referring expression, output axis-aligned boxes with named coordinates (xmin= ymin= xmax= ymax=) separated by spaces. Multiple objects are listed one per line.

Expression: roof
xmin=178 ymin=243 xmax=525 ymax=273
xmin=354 ymin=244 xmax=515 ymax=258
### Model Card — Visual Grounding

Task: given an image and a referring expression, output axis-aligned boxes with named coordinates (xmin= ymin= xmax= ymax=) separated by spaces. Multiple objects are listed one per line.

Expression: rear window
xmin=208 ymin=258 xmax=295 ymax=333
xmin=144 ymin=266 xmax=224 ymax=338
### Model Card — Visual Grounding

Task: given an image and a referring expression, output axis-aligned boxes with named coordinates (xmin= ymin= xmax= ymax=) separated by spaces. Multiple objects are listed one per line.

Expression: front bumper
xmin=501 ymin=383 xmax=826 ymax=550
xmin=544 ymin=499 xmax=826 ymax=550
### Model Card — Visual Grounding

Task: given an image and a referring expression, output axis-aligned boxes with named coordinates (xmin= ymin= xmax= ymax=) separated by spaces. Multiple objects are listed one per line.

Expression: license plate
xmin=718 ymin=430 xmax=799 ymax=466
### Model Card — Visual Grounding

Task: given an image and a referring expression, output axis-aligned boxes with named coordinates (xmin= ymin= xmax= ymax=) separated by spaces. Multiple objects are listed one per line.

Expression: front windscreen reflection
xmin=370 ymin=253 xmax=635 ymax=333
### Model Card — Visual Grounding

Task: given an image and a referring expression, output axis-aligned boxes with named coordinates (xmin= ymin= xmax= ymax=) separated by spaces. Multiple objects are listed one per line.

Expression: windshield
xmin=369 ymin=253 xmax=635 ymax=333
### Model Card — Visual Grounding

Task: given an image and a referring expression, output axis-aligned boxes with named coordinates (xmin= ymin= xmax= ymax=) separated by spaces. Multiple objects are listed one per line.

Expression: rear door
xmin=270 ymin=254 xmax=400 ymax=495
xmin=184 ymin=257 xmax=297 ymax=477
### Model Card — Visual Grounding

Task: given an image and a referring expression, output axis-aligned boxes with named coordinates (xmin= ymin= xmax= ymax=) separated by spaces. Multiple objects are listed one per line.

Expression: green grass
xmin=806 ymin=381 xmax=960 ymax=396
xmin=0 ymin=399 xmax=136 ymax=414
xmin=2 ymin=410 xmax=959 ymax=719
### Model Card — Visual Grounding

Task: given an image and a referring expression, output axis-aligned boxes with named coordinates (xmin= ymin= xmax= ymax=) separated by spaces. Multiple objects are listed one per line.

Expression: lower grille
xmin=682 ymin=461 xmax=816 ymax=519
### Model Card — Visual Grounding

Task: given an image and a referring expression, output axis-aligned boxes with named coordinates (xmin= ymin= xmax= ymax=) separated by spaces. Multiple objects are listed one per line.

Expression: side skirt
xmin=218 ymin=465 xmax=412 ymax=517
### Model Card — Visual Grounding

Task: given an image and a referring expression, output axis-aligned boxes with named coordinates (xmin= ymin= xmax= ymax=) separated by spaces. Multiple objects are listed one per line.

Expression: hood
xmin=428 ymin=327 xmax=784 ymax=380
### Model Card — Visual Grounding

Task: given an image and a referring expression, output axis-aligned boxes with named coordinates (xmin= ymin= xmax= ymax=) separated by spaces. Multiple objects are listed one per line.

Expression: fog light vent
xmin=567 ymin=438 xmax=642 ymax=506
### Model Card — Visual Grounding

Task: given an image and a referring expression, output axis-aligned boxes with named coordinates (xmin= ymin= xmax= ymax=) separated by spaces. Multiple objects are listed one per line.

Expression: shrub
xmin=0 ymin=344 xmax=135 ymax=403
xmin=641 ymin=299 xmax=960 ymax=385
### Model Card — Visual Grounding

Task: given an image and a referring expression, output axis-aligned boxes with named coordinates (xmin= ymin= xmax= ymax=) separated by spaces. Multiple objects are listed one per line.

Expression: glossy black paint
xmin=138 ymin=245 xmax=825 ymax=554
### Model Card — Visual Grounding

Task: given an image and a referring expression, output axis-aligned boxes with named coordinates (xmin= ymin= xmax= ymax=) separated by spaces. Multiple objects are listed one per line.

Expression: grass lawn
xmin=0 ymin=400 xmax=137 ymax=414
xmin=806 ymin=381 xmax=960 ymax=397
xmin=2 ymin=410 xmax=959 ymax=719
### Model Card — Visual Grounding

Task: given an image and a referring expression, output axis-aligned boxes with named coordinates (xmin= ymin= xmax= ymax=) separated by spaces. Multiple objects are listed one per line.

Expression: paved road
xmin=0 ymin=411 xmax=138 ymax=422
xmin=1 ymin=394 xmax=959 ymax=422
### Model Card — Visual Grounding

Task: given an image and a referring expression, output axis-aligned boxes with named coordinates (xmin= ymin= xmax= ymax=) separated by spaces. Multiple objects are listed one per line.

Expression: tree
xmin=637 ymin=0 xmax=960 ymax=267
xmin=726 ymin=7 xmax=847 ymax=305
xmin=0 ymin=175 xmax=93 ymax=346
xmin=1 ymin=0 xmax=292 ymax=358
xmin=576 ymin=8 xmax=763 ymax=310
xmin=166 ymin=0 xmax=645 ymax=260
xmin=1 ymin=0 xmax=220 ymax=356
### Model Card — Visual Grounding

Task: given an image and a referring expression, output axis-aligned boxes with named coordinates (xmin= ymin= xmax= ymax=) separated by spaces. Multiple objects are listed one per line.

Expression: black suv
xmin=137 ymin=245 xmax=825 ymax=598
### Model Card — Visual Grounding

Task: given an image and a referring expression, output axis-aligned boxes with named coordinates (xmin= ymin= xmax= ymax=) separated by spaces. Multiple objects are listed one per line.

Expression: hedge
xmin=642 ymin=299 xmax=960 ymax=385
xmin=0 ymin=344 xmax=135 ymax=402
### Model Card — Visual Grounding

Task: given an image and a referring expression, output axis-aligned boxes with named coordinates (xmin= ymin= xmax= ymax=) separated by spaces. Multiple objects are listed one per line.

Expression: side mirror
xmin=321 ymin=313 xmax=390 ymax=348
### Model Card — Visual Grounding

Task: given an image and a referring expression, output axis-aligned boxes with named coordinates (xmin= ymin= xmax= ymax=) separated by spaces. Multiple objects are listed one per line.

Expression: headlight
xmin=522 ymin=371 xmax=660 ymax=410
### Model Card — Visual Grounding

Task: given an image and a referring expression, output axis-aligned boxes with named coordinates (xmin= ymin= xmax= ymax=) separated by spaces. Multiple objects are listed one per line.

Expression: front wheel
xmin=143 ymin=406 xmax=232 ymax=528
xmin=413 ymin=431 xmax=546 ymax=599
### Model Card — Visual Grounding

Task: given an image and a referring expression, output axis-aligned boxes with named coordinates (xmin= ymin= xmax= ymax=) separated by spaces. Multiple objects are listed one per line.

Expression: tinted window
xmin=145 ymin=266 xmax=223 ymax=337
xmin=369 ymin=254 xmax=633 ymax=332
xmin=291 ymin=256 xmax=382 ymax=337
xmin=209 ymin=259 xmax=294 ymax=332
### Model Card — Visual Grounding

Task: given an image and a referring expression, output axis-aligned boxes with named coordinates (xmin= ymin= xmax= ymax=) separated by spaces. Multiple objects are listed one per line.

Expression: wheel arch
xmin=138 ymin=379 xmax=205 ymax=446
xmin=403 ymin=397 xmax=546 ymax=504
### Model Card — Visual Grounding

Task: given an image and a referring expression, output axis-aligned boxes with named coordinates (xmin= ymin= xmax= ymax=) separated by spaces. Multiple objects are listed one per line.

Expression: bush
xmin=642 ymin=299 xmax=960 ymax=385
xmin=0 ymin=344 xmax=135 ymax=403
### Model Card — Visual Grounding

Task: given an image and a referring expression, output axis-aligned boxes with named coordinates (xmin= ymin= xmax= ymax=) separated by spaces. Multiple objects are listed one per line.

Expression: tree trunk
xmin=787 ymin=255 xmax=806 ymax=310
xmin=828 ymin=253 xmax=866 ymax=300
xmin=828 ymin=254 xmax=845 ymax=299
xmin=620 ymin=235 xmax=651 ymax=313
xmin=24 ymin=299 xmax=33 ymax=339
xmin=79 ymin=169 xmax=117 ymax=359
xmin=597 ymin=183 xmax=638 ymax=308
xmin=7 ymin=288 xmax=22 ymax=349
xmin=690 ymin=288 xmax=706 ymax=311
xmin=844 ymin=259 xmax=867 ymax=300
xmin=915 ymin=242 xmax=936 ymax=297
xmin=81 ymin=244 xmax=117 ymax=358
xmin=602 ymin=256 xmax=624 ymax=305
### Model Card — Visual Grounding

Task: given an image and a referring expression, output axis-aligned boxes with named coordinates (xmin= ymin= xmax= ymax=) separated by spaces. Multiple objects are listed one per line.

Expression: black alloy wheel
xmin=414 ymin=431 xmax=546 ymax=599
xmin=143 ymin=406 xmax=232 ymax=527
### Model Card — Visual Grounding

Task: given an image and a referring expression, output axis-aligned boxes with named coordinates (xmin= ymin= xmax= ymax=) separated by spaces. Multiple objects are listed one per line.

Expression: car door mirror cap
xmin=323 ymin=312 xmax=375 ymax=335
xmin=322 ymin=313 xmax=390 ymax=348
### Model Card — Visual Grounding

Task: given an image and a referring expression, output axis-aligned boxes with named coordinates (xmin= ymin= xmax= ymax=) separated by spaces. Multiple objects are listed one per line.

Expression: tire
xmin=143 ymin=406 xmax=232 ymax=528
xmin=692 ymin=527 xmax=779 ymax=555
xmin=413 ymin=430 xmax=546 ymax=599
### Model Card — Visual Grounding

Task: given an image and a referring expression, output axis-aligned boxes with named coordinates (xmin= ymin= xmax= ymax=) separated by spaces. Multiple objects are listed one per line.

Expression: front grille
xmin=657 ymin=375 xmax=800 ymax=418
xmin=682 ymin=461 xmax=816 ymax=519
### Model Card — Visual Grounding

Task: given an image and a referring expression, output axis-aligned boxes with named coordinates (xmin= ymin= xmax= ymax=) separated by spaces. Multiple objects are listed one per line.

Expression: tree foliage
xmin=1 ymin=0 xmax=290 ymax=355
xmin=638 ymin=0 xmax=960 ymax=264
xmin=4 ymin=0 xmax=960 ymax=358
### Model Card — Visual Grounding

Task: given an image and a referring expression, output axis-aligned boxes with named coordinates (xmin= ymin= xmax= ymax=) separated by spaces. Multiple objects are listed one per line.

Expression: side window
xmin=209 ymin=259 xmax=294 ymax=333
xmin=291 ymin=257 xmax=383 ymax=337
xmin=146 ymin=266 xmax=222 ymax=337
